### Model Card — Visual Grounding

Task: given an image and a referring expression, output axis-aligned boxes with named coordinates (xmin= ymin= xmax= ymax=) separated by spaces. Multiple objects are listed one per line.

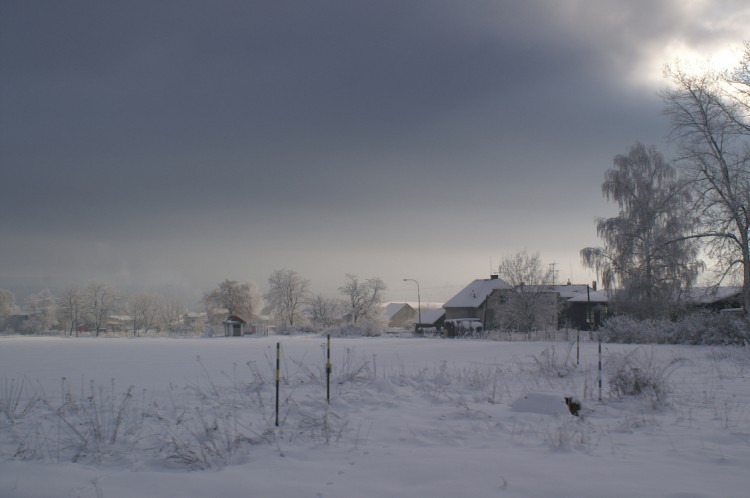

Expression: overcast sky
xmin=2 ymin=1 xmax=748 ymax=306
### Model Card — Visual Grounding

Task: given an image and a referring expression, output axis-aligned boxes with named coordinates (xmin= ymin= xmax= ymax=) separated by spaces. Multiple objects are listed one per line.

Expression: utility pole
xmin=549 ymin=262 xmax=559 ymax=286
xmin=403 ymin=278 xmax=422 ymax=333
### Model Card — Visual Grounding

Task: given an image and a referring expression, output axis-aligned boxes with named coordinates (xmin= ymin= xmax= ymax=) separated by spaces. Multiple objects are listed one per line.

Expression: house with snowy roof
xmin=443 ymin=276 xmax=609 ymax=331
xmin=383 ymin=302 xmax=447 ymax=331
xmin=443 ymin=275 xmax=514 ymax=324
xmin=677 ymin=286 xmax=743 ymax=312
xmin=383 ymin=303 xmax=416 ymax=327
xmin=551 ymin=284 xmax=608 ymax=330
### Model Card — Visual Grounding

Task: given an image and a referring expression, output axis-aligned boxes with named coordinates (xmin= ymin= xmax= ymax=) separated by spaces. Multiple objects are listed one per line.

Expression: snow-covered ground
xmin=0 ymin=335 xmax=748 ymax=498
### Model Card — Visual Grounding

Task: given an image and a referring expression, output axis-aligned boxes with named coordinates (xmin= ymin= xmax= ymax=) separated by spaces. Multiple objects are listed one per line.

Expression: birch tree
xmin=662 ymin=43 xmax=750 ymax=314
xmin=581 ymin=143 xmax=702 ymax=318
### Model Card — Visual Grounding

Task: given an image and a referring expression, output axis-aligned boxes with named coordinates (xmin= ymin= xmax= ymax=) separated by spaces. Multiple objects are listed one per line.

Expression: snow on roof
xmin=509 ymin=284 xmax=609 ymax=303
xmin=444 ymin=280 xmax=609 ymax=308
xmin=418 ymin=308 xmax=445 ymax=325
xmin=550 ymin=284 xmax=591 ymax=300
xmin=383 ymin=302 xmax=414 ymax=319
xmin=416 ymin=302 xmax=446 ymax=310
xmin=443 ymin=277 xmax=512 ymax=308
xmin=679 ymin=286 xmax=742 ymax=304
xmin=565 ymin=289 xmax=609 ymax=303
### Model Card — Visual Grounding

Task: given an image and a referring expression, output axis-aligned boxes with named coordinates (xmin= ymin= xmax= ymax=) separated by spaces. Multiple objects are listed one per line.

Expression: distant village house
xmin=443 ymin=275 xmax=609 ymax=332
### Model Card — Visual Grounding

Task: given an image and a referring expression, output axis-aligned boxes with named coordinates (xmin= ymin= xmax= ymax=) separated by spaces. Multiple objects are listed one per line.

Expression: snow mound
xmin=511 ymin=393 xmax=571 ymax=416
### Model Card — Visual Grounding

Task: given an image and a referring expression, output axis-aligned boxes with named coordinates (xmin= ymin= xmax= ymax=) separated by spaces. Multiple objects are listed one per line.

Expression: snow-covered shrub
xmin=325 ymin=320 xmax=384 ymax=337
xmin=0 ymin=377 xmax=40 ymax=421
xmin=600 ymin=312 xmax=749 ymax=345
xmin=529 ymin=344 xmax=577 ymax=380
xmin=673 ymin=311 xmax=749 ymax=345
xmin=276 ymin=325 xmax=316 ymax=335
xmin=605 ymin=348 xmax=685 ymax=407
xmin=291 ymin=402 xmax=349 ymax=445
xmin=336 ymin=347 xmax=372 ymax=384
xmin=156 ymin=363 xmax=274 ymax=469
xmin=542 ymin=418 xmax=591 ymax=451
xmin=455 ymin=364 xmax=507 ymax=404
xmin=402 ymin=361 xmax=508 ymax=405
xmin=599 ymin=315 xmax=670 ymax=344
xmin=161 ymin=404 xmax=261 ymax=469
xmin=50 ymin=379 xmax=142 ymax=464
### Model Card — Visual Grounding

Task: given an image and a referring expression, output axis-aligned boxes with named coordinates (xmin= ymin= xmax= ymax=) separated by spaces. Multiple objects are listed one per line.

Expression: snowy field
xmin=0 ymin=335 xmax=748 ymax=498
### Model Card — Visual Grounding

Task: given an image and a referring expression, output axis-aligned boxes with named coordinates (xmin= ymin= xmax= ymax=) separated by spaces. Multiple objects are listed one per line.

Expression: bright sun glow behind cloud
xmin=620 ymin=0 xmax=750 ymax=88
xmin=549 ymin=1 xmax=750 ymax=90
xmin=660 ymin=41 xmax=744 ymax=77
xmin=630 ymin=37 xmax=747 ymax=89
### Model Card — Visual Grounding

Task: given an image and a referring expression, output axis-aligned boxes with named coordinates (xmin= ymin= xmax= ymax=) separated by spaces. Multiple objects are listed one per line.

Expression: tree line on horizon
xmin=0 ymin=272 xmax=387 ymax=336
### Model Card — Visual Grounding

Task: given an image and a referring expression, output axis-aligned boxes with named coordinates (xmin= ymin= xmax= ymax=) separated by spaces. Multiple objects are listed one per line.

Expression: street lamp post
xmin=403 ymin=278 xmax=422 ymax=333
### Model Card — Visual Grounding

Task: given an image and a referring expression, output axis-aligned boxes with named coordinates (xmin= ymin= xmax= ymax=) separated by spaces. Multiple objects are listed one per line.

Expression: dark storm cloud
xmin=2 ymin=0 xmax=748 ymax=299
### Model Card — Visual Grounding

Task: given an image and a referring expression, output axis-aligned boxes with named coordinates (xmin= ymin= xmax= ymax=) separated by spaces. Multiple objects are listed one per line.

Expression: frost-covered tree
xmin=203 ymin=279 xmax=255 ymax=325
xmin=57 ymin=286 xmax=82 ymax=336
xmin=496 ymin=249 xmax=557 ymax=332
xmin=126 ymin=293 xmax=159 ymax=336
xmin=662 ymin=44 xmax=750 ymax=315
xmin=83 ymin=281 xmax=119 ymax=336
xmin=158 ymin=296 xmax=185 ymax=335
xmin=339 ymin=274 xmax=387 ymax=324
xmin=581 ymin=143 xmax=702 ymax=318
xmin=264 ymin=269 xmax=310 ymax=327
xmin=24 ymin=289 xmax=58 ymax=333
xmin=0 ymin=288 xmax=17 ymax=330
xmin=307 ymin=293 xmax=343 ymax=329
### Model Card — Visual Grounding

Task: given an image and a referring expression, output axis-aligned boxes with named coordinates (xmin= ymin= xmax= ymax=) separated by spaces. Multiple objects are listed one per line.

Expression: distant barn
xmin=383 ymin=303 xmax=416 ymax=327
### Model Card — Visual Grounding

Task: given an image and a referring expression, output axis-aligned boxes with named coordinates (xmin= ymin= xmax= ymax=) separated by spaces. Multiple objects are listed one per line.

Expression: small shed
xmin=223 ymin=315 xmax=247 ymax=337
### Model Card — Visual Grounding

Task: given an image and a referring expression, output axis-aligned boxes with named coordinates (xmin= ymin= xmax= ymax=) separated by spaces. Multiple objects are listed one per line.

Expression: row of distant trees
xmin=206 ymin=271 xmax=387 ymax=329
xmin=0 ymin=283 xmax=190 ymax=336
xmin=0 ymin=272 xmax=388 ymax=335
xmin=581 ymin=42 xmax=750 ymax=319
